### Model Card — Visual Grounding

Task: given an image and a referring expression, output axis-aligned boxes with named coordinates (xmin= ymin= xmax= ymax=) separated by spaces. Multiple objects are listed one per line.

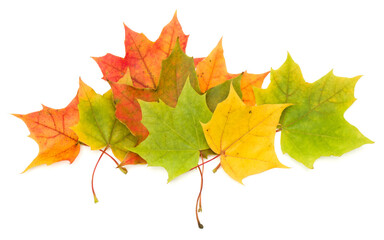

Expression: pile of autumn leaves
xmin=15 ymin=14 xmax=372 ymax=200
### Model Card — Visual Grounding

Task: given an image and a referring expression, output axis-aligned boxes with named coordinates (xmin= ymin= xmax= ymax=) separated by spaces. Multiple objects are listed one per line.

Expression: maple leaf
xmin=193 ymin=57 xmax=205 ymax=66
xmin=93 ymin=11 xmax=188 ymax=89
xmin=241 ymin=71 xmax=269 ymax=105
xmin=71 ymin=79 xmax=138 ymax=162
xmin=254 ymin=54 xmax=373 ymax=168
xmin=128 ymin=79 xmax=212 ymax=182
xmin=92 ymin=54 xmax=129 ymax=83
xmin=109 ymin=80 xmax=157 ymax=144
xmin=202 ymin=85 xmax=290 ymax=183
xmin=13 ymin=94 xmax=80 ymax=172
xmin=155 ymin=39 xmax=199 ymax=106
xmin=196 ymin=38 xmax=229 ymax=93
xmin=195 ymin=39 xmax=268 ymax=95
xmin=110 ymin=39 xmax=198 ymax=142
xmin=151 ymin=11 xmax=189 ymax=62
xmin=205 ymin=71 xmax=269 ymax=112
xmin=119 ymin=152 xmax=147 ymax=165
xmin=206 ymin=74 xmax=243 ymax=112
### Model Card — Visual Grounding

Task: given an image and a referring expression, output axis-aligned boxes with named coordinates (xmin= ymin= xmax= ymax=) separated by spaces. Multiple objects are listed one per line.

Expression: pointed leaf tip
xmin=285 ymin=52 xmax=295 ymax=63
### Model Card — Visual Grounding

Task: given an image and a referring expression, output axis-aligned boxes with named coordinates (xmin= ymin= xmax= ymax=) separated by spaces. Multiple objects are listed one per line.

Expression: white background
xmin=1 ymin=0 xmax=383 ymax=239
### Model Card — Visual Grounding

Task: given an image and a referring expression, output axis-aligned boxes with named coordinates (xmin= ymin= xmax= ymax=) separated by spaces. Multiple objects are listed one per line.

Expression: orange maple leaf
xmin=196 ymin=38 xmax=229 ymax=93
xmin=14 ymin=94 xmax=80 ymax=172
xmin=196 ymin=38 xmax=269 ymax=105
xmin=93 ymin=11 xmax=188 ymax=89
xmin=240 ymin=71 xmax=269 ymax=105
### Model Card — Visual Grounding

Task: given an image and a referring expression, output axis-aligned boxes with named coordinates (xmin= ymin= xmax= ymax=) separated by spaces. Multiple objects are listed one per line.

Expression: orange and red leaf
xmin=196 ymin=38 xmax=230 ymax=93
xmin=109 ymin=81 xmax=158 ymax=143
xmin=95 ymin=12 xmax=189 ymax=90
xmin=92 ymin=54 xmax=128 ymax=83
xmin=241 ymin=71 xmax=269 ymax=105
xmin=14 ymin=94 xmax=80 ymax=172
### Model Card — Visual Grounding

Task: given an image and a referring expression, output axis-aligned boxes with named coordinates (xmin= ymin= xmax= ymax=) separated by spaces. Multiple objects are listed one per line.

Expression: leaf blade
xmin=14 ymin=94 xmax=80 ymax=172
xmin=129 ymin=80 xmax=212 ymax=181
xmin=203 ymin=86 xmax=289 ymax=183
xmin=254 ymin=54 xmax=373 ymax=168
xmin=72 ymin=79 xmax=137 ymax=161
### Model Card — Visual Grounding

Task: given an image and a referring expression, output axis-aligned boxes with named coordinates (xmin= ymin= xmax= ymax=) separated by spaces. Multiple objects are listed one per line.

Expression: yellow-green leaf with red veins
xmin=71 ymin=79 xmax=138 ymax=162
xmin=13 ymin=94 xmax=80 ymax=172
xmin=93 ymin=12 xmax=188 ymax=89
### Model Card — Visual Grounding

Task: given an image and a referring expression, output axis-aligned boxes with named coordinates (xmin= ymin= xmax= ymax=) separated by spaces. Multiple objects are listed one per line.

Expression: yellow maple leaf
xmin=202 ymin=85 xmax=291 ymax=183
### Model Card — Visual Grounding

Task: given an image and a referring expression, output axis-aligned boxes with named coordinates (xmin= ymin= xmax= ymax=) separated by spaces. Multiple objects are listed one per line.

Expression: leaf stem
xmin=102 ymin=150 xmax=118 ymax=165
xmin=80 ymin=142 xmax=127 ymax=174
xmin=195 ymin=153 xmax=204 ymax=229
xmin=92 ymin=146 xmax=108 ymax=203
xmin=198 ymin=152 xmax=204 ymax=212
xmin=212 ymin=163 xmax=221 ymax=173
xmin=190 ymin=154 xmax=220 ymax=171
xmin=102 ymin=150 xmax=128 ymax=174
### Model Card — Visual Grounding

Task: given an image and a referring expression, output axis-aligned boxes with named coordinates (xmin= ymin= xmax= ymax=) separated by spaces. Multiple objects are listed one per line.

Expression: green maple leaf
xmin=205 ymin=74 xmax=242 ymax=112
xmin=129 ymin=79 xmax=212 ymax=182
xmin=72 ymin=79 xmax=138 ymax=161
xmin=108 ymin=39 xmax=200 ymax=144
xmin=156 ymin=38 xmax=201 ymax=106
xmin=254 ymin=54 xmax=373 ymax=168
